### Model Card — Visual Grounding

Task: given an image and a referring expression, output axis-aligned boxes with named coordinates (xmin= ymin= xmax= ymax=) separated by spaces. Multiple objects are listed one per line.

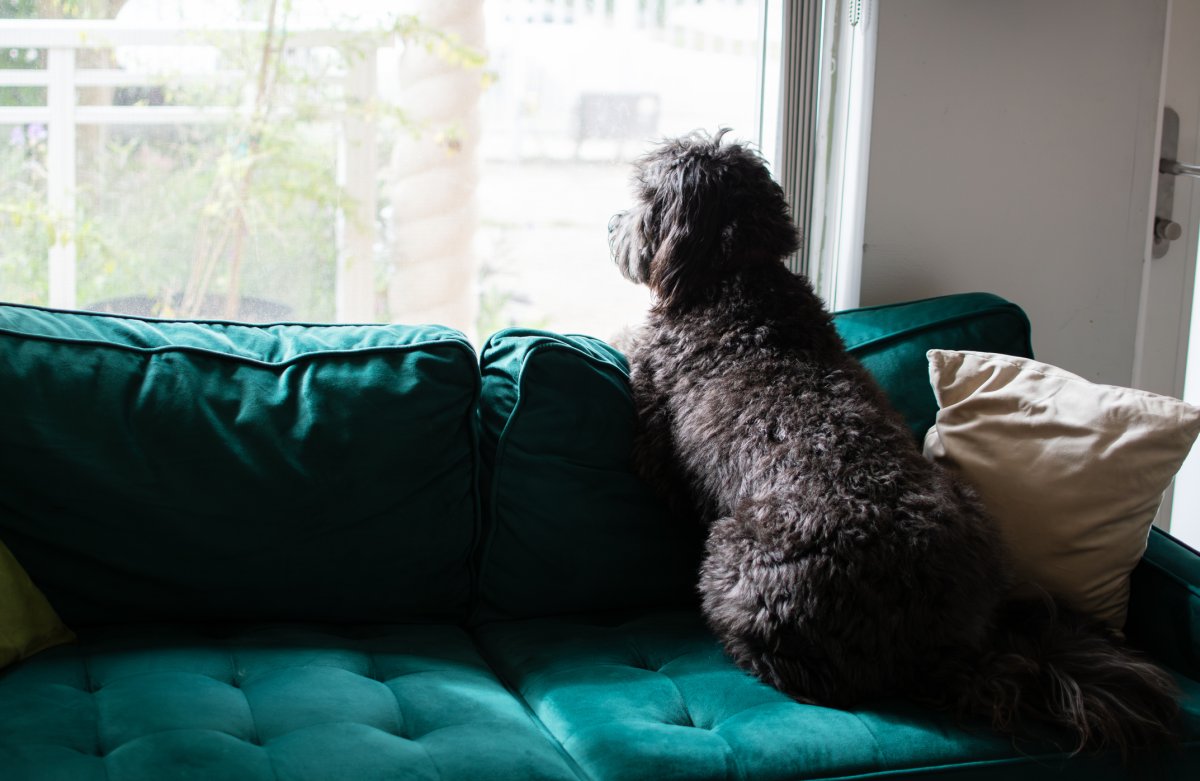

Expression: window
xmin=0 ymin=0 xmax=781 ymax=344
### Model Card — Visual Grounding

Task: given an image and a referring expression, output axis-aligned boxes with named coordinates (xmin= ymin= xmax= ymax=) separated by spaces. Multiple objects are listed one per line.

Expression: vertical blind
xmin=775 ymin=0 xmax=823 ymax=279
xmin=775 ymin=0 xmax=877 ymax=311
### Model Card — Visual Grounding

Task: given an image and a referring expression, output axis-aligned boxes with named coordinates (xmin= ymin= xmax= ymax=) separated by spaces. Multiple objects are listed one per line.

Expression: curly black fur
xmin=610 ymin=129 xmax=1179 ymax=758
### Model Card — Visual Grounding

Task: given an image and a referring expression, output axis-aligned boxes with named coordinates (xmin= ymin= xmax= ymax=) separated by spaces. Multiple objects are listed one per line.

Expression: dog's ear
xmin=648 ymin=162 xmax=730 ymax=312
xmin=724 ymin=141 xmax=801 ymax=264
xmin=647 ymin=137 xmax=800 ymax=312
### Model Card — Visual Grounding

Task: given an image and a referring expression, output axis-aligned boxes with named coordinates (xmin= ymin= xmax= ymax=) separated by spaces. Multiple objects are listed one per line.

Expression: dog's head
xmin=609 ymin=129 xmax=799 ymax=312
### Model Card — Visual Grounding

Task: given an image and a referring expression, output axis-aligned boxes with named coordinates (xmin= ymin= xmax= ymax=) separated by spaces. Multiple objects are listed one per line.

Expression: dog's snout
xmin=608 ymin=211 xmax=626 ymax=261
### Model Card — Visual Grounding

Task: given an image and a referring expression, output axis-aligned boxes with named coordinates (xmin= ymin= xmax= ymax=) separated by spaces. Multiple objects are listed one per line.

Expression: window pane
xmin=76 ymin=121 xmax=339 ymax=321
xmin=0 ymin=0 xmax=774 ymax=343
xmin=479 ymin=0 xmax=769 ymax=340
xmin=0 ymin=123 xmax=49 ymax=305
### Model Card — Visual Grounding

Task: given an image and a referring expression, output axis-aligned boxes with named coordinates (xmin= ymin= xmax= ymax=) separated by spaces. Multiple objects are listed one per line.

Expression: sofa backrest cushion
xmin=833 ymin=292 xmax=1033 ymax=439
xmin=0 ymin=304 xmax=479 ymax=625
xmin=475 ymin=331 xmax=703 ymax=621
xmin=475 ymin=292 xmax=1034 ymax=620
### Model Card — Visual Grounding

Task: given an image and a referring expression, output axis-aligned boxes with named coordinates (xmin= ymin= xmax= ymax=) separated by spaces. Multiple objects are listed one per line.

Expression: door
xmin=1139 ymin=0 xmax=1200 ymax=545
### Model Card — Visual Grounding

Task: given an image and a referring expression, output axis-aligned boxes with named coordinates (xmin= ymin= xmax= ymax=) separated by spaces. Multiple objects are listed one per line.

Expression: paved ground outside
xmin=477 ymin=159 xmax=652 ymax=343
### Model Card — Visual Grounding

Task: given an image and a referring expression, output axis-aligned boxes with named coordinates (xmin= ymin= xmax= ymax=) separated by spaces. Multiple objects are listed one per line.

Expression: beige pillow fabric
xmin=923 ymin=349 xmax=1200 ymax=629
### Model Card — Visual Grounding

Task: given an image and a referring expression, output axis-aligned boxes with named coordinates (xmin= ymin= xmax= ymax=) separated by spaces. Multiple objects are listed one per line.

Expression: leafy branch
xmin=0 ymin=3 xmax=492 ymax=319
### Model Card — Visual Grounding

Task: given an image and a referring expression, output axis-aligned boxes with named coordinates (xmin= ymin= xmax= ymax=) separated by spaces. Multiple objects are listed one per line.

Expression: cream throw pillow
xmin=923 ymin=349 xmax=1200 ymax=629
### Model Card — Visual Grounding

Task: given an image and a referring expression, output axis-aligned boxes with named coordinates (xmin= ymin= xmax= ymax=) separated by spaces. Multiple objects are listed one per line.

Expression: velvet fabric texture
xmin=0 ymin=537 xmax=74 ymax=670
xmin=475 ymin=293 xmax=1035 ymax=620
xmin=0 ymin=303 xmax=480 ymax=625
xmin=833 ymin=293 xmax=1033 ymax=439
xmin=1126 ymin=528 xmax=1200 ymax=681
xmin=4 ymin=615 xmax=1198 ymax=780
xmin=0 ymin=623 xmax=580 ymax=780
xmin=474 ymin=610 xmax=1200 ymax=781
xmin=476 ymin=330 xmax=703 ymax=620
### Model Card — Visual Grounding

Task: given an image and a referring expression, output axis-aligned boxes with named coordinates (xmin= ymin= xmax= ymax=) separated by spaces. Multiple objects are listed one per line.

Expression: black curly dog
xmin=609 ymin=129 xmax=1178 ymax=757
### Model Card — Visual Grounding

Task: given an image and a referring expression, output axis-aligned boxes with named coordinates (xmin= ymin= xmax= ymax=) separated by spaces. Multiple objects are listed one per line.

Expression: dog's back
xmin=633 ymin=260 xmax=1009 ymax=706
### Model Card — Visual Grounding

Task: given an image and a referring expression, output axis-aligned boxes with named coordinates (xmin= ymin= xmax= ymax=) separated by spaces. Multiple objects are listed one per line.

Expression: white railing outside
xmin=0 ymin=20 xmax=383 ymax=319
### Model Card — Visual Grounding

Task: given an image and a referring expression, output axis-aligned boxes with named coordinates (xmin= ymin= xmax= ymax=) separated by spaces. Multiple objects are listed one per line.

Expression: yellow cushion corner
xmin=1 ymin=538 xmax=74 ymax=670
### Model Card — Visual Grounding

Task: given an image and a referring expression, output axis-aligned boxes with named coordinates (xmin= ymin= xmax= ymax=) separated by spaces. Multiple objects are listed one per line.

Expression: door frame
xmin=1135 ymin=0 xmax=1200 ymax=540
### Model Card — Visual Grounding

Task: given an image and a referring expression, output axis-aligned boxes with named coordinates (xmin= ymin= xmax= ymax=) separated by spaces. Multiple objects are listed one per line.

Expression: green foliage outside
xmin=0 ymin=1 xmax=490 ymax=322
xmin=0 ymin=126 xmax=50 ymax=303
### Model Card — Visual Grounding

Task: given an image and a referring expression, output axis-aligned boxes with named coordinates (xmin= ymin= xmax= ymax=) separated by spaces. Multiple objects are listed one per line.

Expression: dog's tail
xmin=927 ymin=596 xmax=1179 ymax=759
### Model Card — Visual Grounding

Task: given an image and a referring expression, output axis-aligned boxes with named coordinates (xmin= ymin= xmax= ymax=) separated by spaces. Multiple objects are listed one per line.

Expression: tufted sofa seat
xmin=2 ymin=293 xmax=1199 ymax=780
xmin=6 ymin=613 xmax=1200 ymax=780
xmin=478 ymin=610 xmax=1200 ymax=780
xmin=0 ymin=624 xmax=581 ymax=780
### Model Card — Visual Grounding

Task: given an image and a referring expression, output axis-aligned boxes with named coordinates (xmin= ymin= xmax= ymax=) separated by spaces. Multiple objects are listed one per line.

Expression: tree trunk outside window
xmin=386 ymin=0 xmax=485 ymax=339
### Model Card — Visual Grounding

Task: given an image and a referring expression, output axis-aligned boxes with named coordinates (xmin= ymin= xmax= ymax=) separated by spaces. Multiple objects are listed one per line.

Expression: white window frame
xmin=0 ymin=19 xmax=380 ymax=320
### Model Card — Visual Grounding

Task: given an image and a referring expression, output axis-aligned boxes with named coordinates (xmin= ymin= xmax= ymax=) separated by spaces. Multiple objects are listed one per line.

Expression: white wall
xmin=862 ymin=0 xmax=1168 ymax=384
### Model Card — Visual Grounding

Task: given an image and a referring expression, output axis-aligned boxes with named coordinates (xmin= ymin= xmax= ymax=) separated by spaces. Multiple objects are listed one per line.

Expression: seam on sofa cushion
xmin=847 ymin=713 xmax=889 ymax=775
xmin=0 ymin=300 xmax=478 ymax=369
xmin=465 ymin=629 xmax=594 ymax=781
xmin=833 ymin=291 xmax=1008 ymax=316
xmin=228 ymin=649 xmax=275 ymax=781
xmin=0 ymin=300 xmax=394 ymax=329
xmin=653 ymin=664 xmax=747 ymax=781
xmin=0 ymin=327 xmax=475 ymax=369
xmin=79 ymin=646 xmax=105 ymax=762
xmin=840 ymin=304 xmax=1032 ymax=355
xmin=831 ymin=291 xmax=1013 ymax=322
xmin=472 ymin=341 xmax=532 ymax=624
xmin=474 ymin=336 xmax=630 ymax=623
xmin=410 ymin=730 xmax=445 ymax=781
xmin=463 ymin=370 xmax=485 ymax=626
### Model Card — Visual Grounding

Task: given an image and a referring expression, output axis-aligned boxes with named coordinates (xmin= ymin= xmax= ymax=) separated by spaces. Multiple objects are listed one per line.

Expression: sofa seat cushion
xmin=474 ymin=610 xmax=1200 ymax=781
xmin=0 ymin=623 xmax=582 ymax=781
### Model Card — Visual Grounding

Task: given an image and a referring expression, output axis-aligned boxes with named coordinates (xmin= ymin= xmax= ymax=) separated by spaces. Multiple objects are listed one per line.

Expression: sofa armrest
xmin=1125 ymin=526 xmax=1200 ymax=680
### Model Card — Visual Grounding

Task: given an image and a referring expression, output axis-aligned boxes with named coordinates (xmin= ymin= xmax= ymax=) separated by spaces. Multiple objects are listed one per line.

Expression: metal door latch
xmin=1154 ymin=106 xmax=1197 ymax=258
xmin=1162 ymin=159 xmax=1200 ymax=178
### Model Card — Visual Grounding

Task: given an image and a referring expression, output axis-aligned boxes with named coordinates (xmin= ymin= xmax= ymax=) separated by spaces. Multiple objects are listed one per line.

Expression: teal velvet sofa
xmin=1 ymin=292 xmax=1198 ymax=780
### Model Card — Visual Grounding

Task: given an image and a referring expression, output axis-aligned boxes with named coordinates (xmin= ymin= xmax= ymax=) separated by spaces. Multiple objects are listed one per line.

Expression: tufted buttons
xmin=1 ymin=623 xmax=586 ymax=780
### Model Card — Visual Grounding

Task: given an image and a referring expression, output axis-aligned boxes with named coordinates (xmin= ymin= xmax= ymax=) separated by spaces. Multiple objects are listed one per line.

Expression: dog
xmin=608 ymin=129 xmax=1178 ymax=757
